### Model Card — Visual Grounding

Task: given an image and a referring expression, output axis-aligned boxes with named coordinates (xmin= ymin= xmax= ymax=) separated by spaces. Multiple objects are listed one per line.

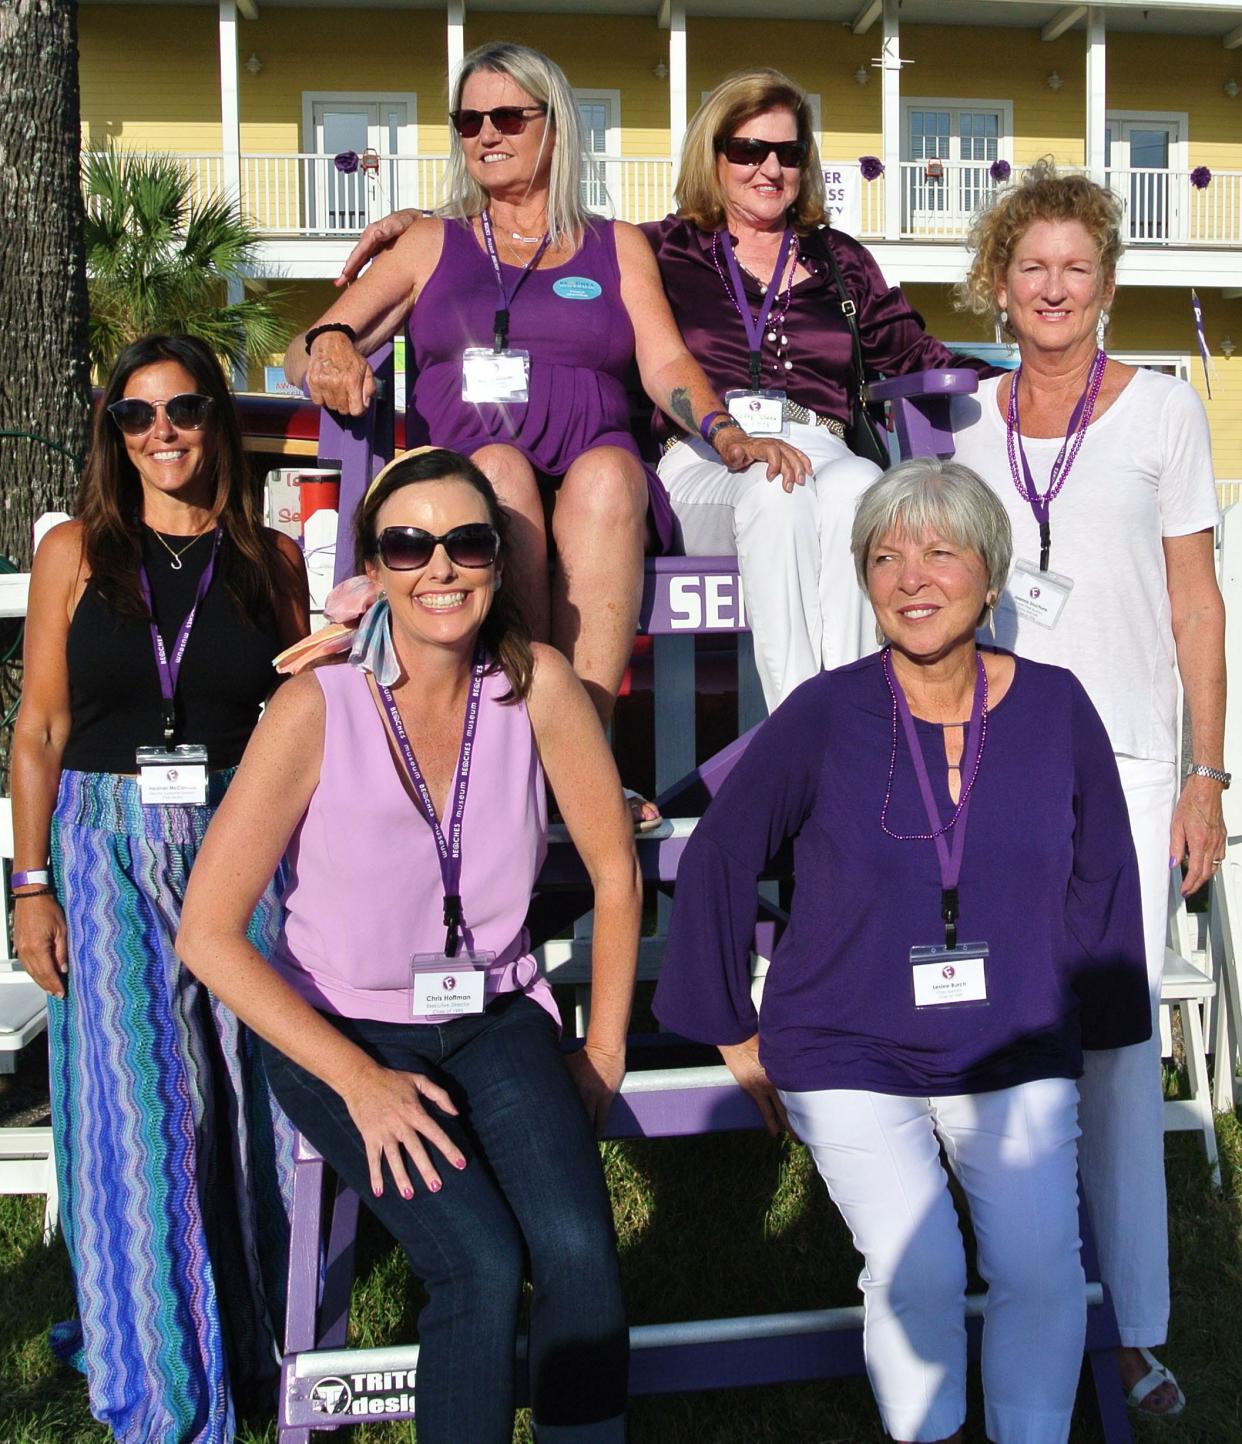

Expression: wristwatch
xmin=1186 ymin=762 xmax=1231 ymax=788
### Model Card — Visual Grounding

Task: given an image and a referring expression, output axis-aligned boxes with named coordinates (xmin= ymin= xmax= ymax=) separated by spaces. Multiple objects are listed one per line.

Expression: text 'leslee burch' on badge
xmin=910 ymin=944 xmax=990 ymax=1008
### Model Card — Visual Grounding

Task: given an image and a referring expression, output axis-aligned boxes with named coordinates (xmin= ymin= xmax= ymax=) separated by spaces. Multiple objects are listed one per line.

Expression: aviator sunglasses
xmin=449 ymin=105 xmax=548 ymax=139
xmin=107 ymin=393 xmax=214 ymax=436
xmin=377 ymin=523 xmax=501 ymax=571
xmin=717 ymin=136 xmax=809 ymax=169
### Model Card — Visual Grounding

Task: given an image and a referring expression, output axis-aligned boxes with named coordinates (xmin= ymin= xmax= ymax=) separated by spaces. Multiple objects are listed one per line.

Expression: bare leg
xmin=472 ymin=443 xmax=550 ymax=642
xmin=549 ymin=445 xmax=647 ymax=727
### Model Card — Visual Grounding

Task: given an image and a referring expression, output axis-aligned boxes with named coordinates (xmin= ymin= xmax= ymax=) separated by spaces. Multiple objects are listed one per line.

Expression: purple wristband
xmin=699 ymin=410 xmax=731 ymax=443
xmin=11 ymin=868 xmax=50 ymax=890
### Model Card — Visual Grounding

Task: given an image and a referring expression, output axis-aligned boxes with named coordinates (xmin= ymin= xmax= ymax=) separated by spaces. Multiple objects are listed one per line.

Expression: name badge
xmin=724 ymin=388 xmax=787 ymax=438
xmin=1004 ymin=560 xmax=1074 ymax=630
xmin=462 ymin=347 xmax=531 ymax=404
xmin=410 ymin=950 xmax=495 ymax=1017
xmin=135 ymin=744 xmax=209 ymax=806
xmin=910 ymin=943 xmax=990 ymax=1009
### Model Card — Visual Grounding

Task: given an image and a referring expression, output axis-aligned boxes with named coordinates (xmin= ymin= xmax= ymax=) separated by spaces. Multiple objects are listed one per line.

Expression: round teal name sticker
xmin=553 ymin=276 xmax=603 ymax=301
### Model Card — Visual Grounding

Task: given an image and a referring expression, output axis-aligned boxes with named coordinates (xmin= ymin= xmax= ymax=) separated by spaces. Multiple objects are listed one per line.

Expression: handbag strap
xmin=822 ymin=234 xmax=869 ymax=407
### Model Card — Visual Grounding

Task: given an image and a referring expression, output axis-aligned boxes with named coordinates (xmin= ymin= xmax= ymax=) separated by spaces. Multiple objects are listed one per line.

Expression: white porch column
xmin=218 ymin=0 xmax=246 ymax=386
xmin=1085 ymin=5 xmax=1107 ymax=183
xmin=663 ymin=0 xmax=687 ymax=166
xmin=881 ymin=0 xmax=902 ymax=240
xmin=447 ymin=0 xmax=464 ymax=96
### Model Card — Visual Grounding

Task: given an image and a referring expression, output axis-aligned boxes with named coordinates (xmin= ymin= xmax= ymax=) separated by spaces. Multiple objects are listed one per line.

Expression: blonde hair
xmin=956 ymin=158 xmax=1124 ymax=329
xmin=440 ymin=42 xmax=597 ymax=247
xmin=675 ymin=69 xmax=826 ymax=235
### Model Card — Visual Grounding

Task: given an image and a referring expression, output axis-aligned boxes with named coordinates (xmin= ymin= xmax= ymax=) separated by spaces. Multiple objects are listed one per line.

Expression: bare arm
xmin=336 ymin=210 xmax=421 ymax=288
xmin=1165 ymin=529 xmax=1227 ymax=895
xmin=11 ymin=523 xmax=84 ymax=997
xmin=177 ymin=671 xmax=466 ymax=1196
xmin=613 ymin=222 xmax=810 ymax=492
xmin=269 ymin=530 xmax=312 ymax=650
xmin=526 ymin=643 xmax=641 ymax=1130
xmin=282 ymin=218 xmax=445 ymax=414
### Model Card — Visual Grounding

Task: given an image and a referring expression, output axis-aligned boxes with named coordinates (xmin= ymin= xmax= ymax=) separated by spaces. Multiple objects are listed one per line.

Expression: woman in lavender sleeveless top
xmin=284 ymin=41 xmax=808 ymax=750
xmin=179 ymin=448 xmax=641 ymax=1444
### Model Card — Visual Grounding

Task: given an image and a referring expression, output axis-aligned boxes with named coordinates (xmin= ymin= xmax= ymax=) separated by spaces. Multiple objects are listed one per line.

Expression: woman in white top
xmin=949 ymin=160 xmax=1225 ymax=1418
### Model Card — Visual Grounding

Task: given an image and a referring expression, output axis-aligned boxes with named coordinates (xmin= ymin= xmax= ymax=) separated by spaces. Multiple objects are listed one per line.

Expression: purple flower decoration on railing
xmin=334 ymin=151 xmax=360 ymax=175
xmin=989 ymin=159 xmax=1012 ymax=184
xmin=1190 ymin=165 xmax=1212 ymax=190
xmin=859 ymin=155 xmax=885 ymax=182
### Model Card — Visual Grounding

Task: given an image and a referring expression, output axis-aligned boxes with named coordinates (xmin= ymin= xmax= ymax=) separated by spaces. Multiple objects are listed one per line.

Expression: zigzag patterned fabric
xmin=47 ymin=768 xmax=294 ymax=1444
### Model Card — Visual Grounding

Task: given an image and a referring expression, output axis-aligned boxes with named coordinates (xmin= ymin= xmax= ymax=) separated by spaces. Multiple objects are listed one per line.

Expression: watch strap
xmin=1187 ymin=762 xmax=1231 ymax=788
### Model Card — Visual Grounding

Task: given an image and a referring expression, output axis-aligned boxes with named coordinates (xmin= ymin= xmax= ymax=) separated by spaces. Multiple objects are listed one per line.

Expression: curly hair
xmin=956 ymin=159 xmax=1124 ymax=328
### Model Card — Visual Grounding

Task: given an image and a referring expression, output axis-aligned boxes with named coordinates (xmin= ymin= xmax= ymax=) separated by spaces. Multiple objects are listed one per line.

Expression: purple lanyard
xmin=376 ymin=658 xmax=485 ymax=958
xmin=717 ymin=228 xmax=794 ymax=390
xmin=479 ymin=210 xmax=550 ymax=353
xmin=880 ymin=649 xmax=989 ymax=948
xmin=1005 ymin=348 xmax=1106 ymax=572
xmin=137 ymin=529 xmax=220 ymax=745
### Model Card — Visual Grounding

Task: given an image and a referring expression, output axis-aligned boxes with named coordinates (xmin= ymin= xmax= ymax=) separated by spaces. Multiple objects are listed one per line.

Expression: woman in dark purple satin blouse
xmin=655 ymin=458 xmax=1149 ymax=1444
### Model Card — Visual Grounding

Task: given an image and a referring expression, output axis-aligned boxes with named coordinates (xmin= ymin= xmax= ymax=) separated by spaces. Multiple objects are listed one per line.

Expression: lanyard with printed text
xmin=479 ymin=210 xmax=551 ymax=353
xmin=137 ymin=529 xmax=220 ymax=745
xmin=376 ymin=657 xmax=486 ymax=958
xmin=717 ymin=228 xmax=794 ymax=390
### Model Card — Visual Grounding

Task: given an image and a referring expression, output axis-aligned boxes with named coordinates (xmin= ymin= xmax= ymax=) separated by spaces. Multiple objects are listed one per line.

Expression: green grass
xmin=3 ymin=1103 xmax=1242 ymax=1441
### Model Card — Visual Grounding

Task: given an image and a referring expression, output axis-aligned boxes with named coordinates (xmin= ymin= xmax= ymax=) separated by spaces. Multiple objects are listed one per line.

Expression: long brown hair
xmin=79 ymin=333 xmax=296 ymax=619
xmin=355 ymin=448 xmax=535 ymax=703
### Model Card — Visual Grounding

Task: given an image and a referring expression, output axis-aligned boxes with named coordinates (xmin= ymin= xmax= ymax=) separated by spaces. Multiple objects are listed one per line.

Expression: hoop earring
xmin=1096 ymin=309 xmax=1109 ymax=348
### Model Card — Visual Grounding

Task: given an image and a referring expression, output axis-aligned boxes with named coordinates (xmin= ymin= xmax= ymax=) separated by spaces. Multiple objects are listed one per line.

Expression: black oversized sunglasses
xmin=377 ymin=523 xmax=501 ymax=571
xmin=449 ymin=105 xmax=547 ymax=138
xmin=717 ymin=136 xmax=809 ymax=169
xmin=107 ymin=393 xmax=214 ymax=436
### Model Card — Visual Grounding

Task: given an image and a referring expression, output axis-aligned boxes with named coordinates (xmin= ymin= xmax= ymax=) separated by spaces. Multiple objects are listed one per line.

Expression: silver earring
xmin=1096 ymin=309 xmax=1109 ymax=348
xmin=994 ymin=308 xmax=1008 ymax=345
xmin=874 ymin=620 xmax=887 ymax=648
xmin=985 ymin=604 xmax=996 ymax=640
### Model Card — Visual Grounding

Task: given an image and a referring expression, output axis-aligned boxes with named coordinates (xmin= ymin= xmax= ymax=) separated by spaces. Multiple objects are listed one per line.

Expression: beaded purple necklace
xmin=710 ymin=231 xmax=798 ymax=380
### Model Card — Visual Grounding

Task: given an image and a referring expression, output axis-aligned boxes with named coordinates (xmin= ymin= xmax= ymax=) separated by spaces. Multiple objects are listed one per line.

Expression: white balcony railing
xmin=82 ymin=152 xmax=1242 ymax=248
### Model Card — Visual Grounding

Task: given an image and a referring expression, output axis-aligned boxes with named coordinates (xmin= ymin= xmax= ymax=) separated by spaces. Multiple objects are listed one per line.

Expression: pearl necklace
xmin=710 ymin=233 xmax=798 ymax=378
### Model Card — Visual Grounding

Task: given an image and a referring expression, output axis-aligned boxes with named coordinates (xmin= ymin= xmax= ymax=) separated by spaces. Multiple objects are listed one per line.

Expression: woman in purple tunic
xmin=284 ymin=42 xmax=806 ymax=743
xmin=655 ymin=458 xmax=1149 ymax=1444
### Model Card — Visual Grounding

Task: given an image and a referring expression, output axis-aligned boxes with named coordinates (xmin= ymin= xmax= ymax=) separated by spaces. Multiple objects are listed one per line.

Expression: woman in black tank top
xmin=10 ymin=334 xmax=309 ymax=1443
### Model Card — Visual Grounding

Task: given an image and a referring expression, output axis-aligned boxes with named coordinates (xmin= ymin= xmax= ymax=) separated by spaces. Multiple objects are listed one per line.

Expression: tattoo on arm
xmin=669 ymin=387 xmax=696 ymax=434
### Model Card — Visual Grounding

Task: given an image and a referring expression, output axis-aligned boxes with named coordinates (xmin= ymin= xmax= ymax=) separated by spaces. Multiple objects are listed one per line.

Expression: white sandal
xmin=1126 ymin=1347 xmax=1186 ymax=1418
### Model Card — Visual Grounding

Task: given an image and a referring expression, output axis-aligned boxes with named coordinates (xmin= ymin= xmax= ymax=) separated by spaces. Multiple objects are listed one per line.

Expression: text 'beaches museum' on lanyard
xmin=134 ymin=529 xmax=221 ymax=806
xmin=881 ymin=649 xmax=992 ymax=1009
xmin=1002 ymin=348 xmax=1106 ymax=629
xmin=461 ymin=210 xmax=551 ymax=406
xmin=377 ymin=657 xmax=494 ymax=1018
xmin=713 ymin=228 xmax=794 ymax=438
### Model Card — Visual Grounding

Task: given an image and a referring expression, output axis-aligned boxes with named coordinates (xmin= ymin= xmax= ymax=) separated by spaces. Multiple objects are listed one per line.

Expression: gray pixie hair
xmin=441 ymin=42 xmax=598 ymax=246
xmin=851 ymin=457 xmax=1013 ymax=598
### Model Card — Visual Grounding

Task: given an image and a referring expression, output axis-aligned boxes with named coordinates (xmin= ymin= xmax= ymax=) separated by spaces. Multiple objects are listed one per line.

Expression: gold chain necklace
xmin=147 ymin=527 xmax=209 ymax=571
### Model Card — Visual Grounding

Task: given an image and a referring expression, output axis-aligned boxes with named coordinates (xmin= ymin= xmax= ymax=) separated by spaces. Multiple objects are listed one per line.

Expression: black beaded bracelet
xmin=12 ymin=885 xmax=55 ymax=900
xmin=305 ymin=322 xmax=357 ymax=354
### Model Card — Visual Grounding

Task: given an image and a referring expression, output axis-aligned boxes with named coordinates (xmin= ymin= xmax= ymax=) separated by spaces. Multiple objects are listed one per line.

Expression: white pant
xmin=780 ymin=1079 xmax=1084 ymax=1444
xmin=658 ymin=423 xmax=881 ymax=710
xmin=1077 ymin=754 xmax=1177 ymax=1348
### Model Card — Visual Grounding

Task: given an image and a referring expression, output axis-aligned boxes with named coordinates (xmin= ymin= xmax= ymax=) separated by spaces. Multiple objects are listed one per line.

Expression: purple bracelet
xmin=699 ymin=409 xmax=731 ymax=443
xmin=11 ymin=868 xmax=50 ymax=890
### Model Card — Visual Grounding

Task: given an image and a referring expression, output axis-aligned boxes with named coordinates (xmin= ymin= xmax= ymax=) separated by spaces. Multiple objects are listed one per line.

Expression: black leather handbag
xmin=823 ymin=239 xmax=890 ymax=468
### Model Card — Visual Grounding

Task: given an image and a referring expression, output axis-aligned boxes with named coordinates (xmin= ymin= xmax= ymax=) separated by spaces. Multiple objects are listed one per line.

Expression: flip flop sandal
xmin=1126 ymin=1348 xmax=1186 ymax=1418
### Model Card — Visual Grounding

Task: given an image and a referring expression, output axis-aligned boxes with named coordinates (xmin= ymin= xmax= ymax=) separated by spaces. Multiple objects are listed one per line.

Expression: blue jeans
xmin=261 ymin=993 xmax=627 ymax=1444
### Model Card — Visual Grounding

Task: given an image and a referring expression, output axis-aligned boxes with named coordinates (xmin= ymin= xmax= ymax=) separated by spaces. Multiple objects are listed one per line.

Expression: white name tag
xmin=136 ymin=745 xmax=209 ymax=805
xmin=462 ymin=347 xmax=530 ymax=404
xmin=410 ymin=951 xmax=493 ymax=1017
xmin=1004 ymin=560 xmax=1074 ymax=630
xmin=724 ymin=388 xmax=787 ymax=437
xmin=910 ymin=944 xmax=990 ymax=1008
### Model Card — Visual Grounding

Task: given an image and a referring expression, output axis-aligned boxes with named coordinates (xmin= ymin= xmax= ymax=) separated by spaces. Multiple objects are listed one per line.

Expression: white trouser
xmin=780 ymin=1079 xmax=1083 ymax=1444
xmin=1077 ymin=754 xmax=1177 ymax=1348
xmin=658 ymin=422 xmax=882 ymax=710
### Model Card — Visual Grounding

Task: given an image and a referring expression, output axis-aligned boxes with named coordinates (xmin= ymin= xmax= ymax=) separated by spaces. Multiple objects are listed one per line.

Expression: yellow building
xmin=79 ymin=0 xmax=1242 ymax=485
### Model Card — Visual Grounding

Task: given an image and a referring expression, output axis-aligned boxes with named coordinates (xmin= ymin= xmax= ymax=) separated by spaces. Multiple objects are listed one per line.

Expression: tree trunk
xmin=0 ymin=0 xmax=91 ymax=559
xmin=0 ymin=0 xmax=92 ymax=771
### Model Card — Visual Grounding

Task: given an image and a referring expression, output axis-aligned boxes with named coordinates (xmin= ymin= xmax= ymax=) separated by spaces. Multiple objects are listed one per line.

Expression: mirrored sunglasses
xmin=107 ymin=393 xmax=214 ymax=436
xmin=377 ymin=523 xmax=501 ymax=571
xmin=449 ymin=105 xmax=547 ymax=139
xmin=717 ymin=137 xmax=809 ymax=169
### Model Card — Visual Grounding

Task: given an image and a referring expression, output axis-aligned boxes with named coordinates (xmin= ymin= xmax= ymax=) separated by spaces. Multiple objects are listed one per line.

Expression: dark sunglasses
xmin=717 ymin=136 xmax=809 ymax=169
xmin=107 ymin=393 xmax=214 ymax=436
xmin=449 ymin=105 xmax=547 ymax=139
xmin=377 ymin=523 xmax=501 ymax=571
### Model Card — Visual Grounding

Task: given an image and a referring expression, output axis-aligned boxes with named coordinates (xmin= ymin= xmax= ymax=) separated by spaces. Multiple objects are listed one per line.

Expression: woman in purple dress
xmin=284 ymin=42 xmax=806 ymax=750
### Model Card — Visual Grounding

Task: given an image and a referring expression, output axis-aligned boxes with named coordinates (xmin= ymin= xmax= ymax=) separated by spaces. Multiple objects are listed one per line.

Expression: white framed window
xmin=1111 ymin=351 xmax=1191 ymax=382
xmin=1105 ymin=111 xmax=1189 ymax=242
xmin=575 ymin=89 xmax=621 ymax=215
xmin=301 ymin=92 xmax=419 ymax=231
xmin=902 ymin=97 xmax=1013 ymax=235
